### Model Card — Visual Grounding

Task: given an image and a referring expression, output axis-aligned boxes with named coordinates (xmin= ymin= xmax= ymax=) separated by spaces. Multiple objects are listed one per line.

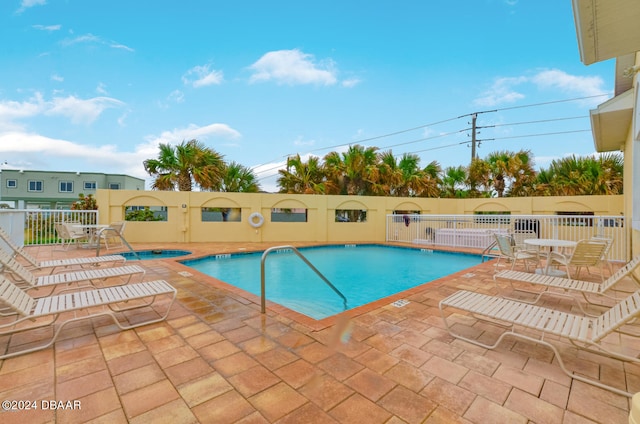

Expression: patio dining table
xmin=72 ymin=224 xmax=110 ymax=248
xmin=524 ymin=238 xmax=577 ymax=276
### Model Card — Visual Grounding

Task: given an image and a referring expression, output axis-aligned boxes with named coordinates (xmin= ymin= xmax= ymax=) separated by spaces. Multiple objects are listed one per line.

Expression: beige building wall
xmin=96 ymin=189 xmax=624 ymax=244
xmin=630 ymin=53 xmax=640 ymax=259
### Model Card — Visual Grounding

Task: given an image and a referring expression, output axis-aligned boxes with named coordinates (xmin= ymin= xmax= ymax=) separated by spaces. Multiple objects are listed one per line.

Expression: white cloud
xmin=0 ymin=120 xmax=244 ymax=182
xmin=530 ymin=69 xmax=606 ymax=99
xmin=168 ymin=90 xmax=185 ymax=103
xmin=342 ymin=78 xmax=361 ymax=88
xmin=16 ymin=0 xmax=46 ymax=13
xmin=474 ymin=69 xmax=609 ymax=107
xmin=0 ymin=131 xmax=146 ymax=178
xmin=473 ymin=76 xmax=527 ymax=107
xmin=1 ymin=93 xmax=126 ymax=128
xmin=47 ymin=96 xmax=125 ymax=124
xmin=32 ymin=24 xmax=61 ymax=31
xmin=144 ymin=123 xmax=242 ymax=149
xmin=248 ymin=49 xmax=338 ymax=86
xmin=51 ymin=74 xmax=64 ymax=82
xmin=182 ymin=65 xmax=224 ymax=88
xmin=96 ymin=82 xmax=108 ymax=95
xmin=0 ymin=93 xmax=46 ymax=124
xmin=293 ymin=136 xmax=315 ymax=146
xmin=61 ymin=33 xmax=134 ymax=52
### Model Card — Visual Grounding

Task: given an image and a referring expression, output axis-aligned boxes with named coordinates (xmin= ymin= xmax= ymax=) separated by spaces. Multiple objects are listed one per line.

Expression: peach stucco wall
xmin=95 ymin=189 xmax=625 ymax=246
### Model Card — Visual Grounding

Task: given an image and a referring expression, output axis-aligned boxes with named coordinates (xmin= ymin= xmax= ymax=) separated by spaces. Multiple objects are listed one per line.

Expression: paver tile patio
xmin=0 ymin=241 xmax=636 ymax=423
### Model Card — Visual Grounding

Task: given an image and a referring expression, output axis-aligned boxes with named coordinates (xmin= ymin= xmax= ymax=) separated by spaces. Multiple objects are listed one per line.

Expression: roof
xmin=572 ymin=0 xmax=640 ymax=66
xmin=589 ymin=88 xmax=633 ymax=152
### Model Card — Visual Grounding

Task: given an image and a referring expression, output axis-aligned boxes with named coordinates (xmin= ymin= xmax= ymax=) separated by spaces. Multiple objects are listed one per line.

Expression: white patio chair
xmin=548 ymin=239 xmax=609 ymax=282
xmin=493 ymin=233 xmax=539 ymax=272
xmin=0 ymin=225 xmax=125 ymax=274
xmin=54 ymin=222 xmax=88 ymax=250
xmin=99 ymin=221 xmax=126 ymax=249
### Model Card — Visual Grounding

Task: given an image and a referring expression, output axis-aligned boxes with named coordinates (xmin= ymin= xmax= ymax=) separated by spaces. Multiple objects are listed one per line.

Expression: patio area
xmin=0 ymin=241 xmax=637 ymax=423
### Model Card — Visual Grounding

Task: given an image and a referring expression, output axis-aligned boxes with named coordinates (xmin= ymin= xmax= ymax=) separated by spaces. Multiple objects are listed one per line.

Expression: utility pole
xmin=470 ymin=113 xmax=477 ymax=162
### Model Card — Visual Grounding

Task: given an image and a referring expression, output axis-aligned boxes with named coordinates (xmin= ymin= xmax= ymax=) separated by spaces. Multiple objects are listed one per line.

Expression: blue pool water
xmin=121 ymin=249 xmax=191 ymax=260
xmin=183 ymin=245 xmax=481 ymax=320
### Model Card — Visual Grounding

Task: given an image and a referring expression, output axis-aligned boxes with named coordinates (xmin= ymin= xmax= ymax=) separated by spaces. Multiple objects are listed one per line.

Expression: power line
xmin=495 ymin=93 xmax=610 ymax=112
xmin=487 ymin=129 xmax=592 ymax=141
xmin=252 ymin=94 xmax=610 ymax=180
xmin=491 ymin=116 xmax=588 ymax=127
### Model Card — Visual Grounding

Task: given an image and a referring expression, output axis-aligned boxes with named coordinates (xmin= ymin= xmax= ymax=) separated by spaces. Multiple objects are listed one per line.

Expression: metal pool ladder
xmin=95 ymin=226 xmax=141 ymax=260
xmin=260 ymin=245 xmax=348 ymax=314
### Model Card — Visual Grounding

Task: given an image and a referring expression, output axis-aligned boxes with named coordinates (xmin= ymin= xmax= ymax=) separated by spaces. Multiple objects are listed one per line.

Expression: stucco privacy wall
xmin=96 ymin=189 xmax=624 ymax=244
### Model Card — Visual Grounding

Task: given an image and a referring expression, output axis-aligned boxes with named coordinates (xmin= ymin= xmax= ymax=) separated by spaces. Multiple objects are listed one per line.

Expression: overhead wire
xmin=254 ymin=93 xmax=610 ymax=181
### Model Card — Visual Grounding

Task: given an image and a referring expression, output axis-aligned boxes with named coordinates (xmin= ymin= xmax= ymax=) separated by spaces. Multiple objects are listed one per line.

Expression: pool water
xmin=121 ymin=249 xmax=191 ymax=260
xmin=183 ymin=245 xmax=481 ymax=320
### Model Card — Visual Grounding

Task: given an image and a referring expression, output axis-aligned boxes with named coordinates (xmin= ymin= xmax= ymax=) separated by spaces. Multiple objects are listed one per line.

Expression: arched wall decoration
xmin=473 ymin=201 xmax=510 ymax=212
xmin=393 ymin=201 xmax=422 ymax=211
xmin=123 ymin=195 xmax=168 ymax=207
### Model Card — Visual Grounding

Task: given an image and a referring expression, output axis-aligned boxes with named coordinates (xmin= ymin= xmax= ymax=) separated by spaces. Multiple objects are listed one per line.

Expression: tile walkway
xmin=0 ymin=241 xmax=637 ymax=423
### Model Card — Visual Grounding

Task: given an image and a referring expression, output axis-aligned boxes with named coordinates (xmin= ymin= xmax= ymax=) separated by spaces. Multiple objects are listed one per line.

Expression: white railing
xmin=386 ymin=214 xmax=627 ymax=262
xmin=0 ymin=209 xmax=99 ymax=246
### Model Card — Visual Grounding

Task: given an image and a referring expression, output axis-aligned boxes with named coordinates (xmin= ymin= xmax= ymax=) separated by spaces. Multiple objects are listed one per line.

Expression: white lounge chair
xmin=494 ymin=255 xmax=640 ymax=315
xmin=439 ymin=289 xmax=640 ymax=397
xmin=0 ymin=249 xmax=145 ymax=296
xmin=0 ymin=226 xmax=125 ymax=274
xmin=0 ymin=275 xmax=176 ymax=359
xmin=493 ymin=233 xmax=540 ymax=272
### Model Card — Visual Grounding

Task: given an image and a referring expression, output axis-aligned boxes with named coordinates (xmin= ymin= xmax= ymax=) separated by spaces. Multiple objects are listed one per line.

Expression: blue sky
xmin=0 ymin=0 xmax=614 ymax=192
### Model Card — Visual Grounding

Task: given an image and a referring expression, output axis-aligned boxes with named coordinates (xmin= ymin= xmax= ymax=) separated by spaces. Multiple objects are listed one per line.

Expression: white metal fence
xmin=0 ymin=209 xmax=99 ymax=246
xmin=386 ymin=214 xmax=627 ymax=262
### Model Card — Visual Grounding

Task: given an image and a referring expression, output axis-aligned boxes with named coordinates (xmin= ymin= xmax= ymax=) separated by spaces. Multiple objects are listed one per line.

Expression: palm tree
xmin=418 ymin=161 xmax=442 ymax=198
xmin=277 ymin=154 xmax=325 ymax=194
xmin=143 ymin=139 xmax=225 ymax=191
xmin=533 ymin=168 xmax=554 ymax=196
xmin=395 ymin=153 xmax=424 ymax=197
xmin=375 ymin=150 xmax=402 ymax=196
xmin=440 ymin=166 xmax=467 ymax=198
xmin=485 ymin=150 xmax=514 ymax=197
xmin=322 ymin=151 xmax=346 ymax=195
xmin=323 ymin=144 xmax=380 ymax=196
xmin=467 ymin=158 xmax=491 ymax=198
xmin=218 ymin=162 xmax=261 ymax=193
xmin=506 ymin=150 xmax=536 ymax=197
xmin=538 ymin=153 xmax=624 ymax=196
xmin=340 ymin=145 xmax=380 ymax=195
xmin=597 ymin=153 xmax=624 ymax=194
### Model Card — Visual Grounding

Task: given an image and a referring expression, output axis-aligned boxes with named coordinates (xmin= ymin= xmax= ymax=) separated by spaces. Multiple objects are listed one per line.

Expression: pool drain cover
xmin=391 ymin=299 xmax=410 ymax=308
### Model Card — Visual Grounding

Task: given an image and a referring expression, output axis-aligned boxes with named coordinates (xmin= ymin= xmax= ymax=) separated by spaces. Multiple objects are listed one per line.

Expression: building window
xmin=108 ymin=183 xmax=121 ymax=189
xmin=84 ymin=181 xmax=97 ymax=190
xmin=59 ymin=181 xmax=74 ymax=193
xmin=28 ymin=180 xmax=43 ymax=192
xmin=6 ymin=179 xmax=17 ymax=189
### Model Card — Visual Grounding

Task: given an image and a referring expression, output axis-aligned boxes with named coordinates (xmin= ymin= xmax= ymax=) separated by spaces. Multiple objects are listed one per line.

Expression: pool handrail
xmin=95 ymin=226 xmax=141 ymax=260
xmin=260 ymin=245 xmax=348 ymax=314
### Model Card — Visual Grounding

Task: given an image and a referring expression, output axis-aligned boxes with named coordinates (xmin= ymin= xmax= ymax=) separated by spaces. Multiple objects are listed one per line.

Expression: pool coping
xmin=170 ymin=242 xmax=490 ymax=331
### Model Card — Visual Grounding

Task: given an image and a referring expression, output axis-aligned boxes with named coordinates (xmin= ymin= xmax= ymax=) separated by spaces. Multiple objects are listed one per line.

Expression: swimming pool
xmin=184 ymin=244 xmax=482 ymax=320
xmin=121 ymin=249 xmax=191 ymax=260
